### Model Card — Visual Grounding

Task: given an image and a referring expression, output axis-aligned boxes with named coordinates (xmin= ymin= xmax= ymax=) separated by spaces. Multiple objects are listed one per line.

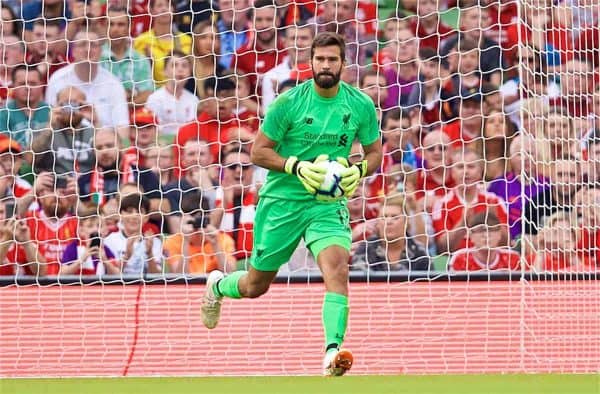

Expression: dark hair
xmin=10 ymin=64 xmax=42 ymax=84
xmin=310 ymin=32 xmax=346 ymax=62
xmin=588 ymin=129 xmax=600 ymax=147
xmin=247 ymin=0 xmax=276 ymax=19
xmin=277 ymin=78 xmax=299 ymax=94
xmin=180 ymin=191 xmax=210 ymax=214
xmin=204 ymin=75 xmax=236 ymax=94
xmin=119 ymin=194 xmax=150 ymax=214
xmin=359 ymin=68 xmax=384 ymax=88
xmin=1 ymin=5 xmax=22 ymax=39
xmin=481 ymin=82 xmax=499 ymax=95
xmin=467 ymin=210 xmax=500 ymax=229
xmin=149 ymin=0 xmax=174 ymax=11
xmin=458 ymin=37 xmax=479 ymax=52
xmin=106 ymin=5 xmax=129 ymax=15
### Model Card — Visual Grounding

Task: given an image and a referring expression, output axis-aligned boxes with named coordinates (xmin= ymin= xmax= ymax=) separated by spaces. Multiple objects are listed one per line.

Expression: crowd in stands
xmin=0 ymin=0 xmax=599 ymax=278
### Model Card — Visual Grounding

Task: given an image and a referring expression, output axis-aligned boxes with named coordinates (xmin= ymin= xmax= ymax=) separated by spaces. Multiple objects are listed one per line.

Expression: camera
xmin=188 ymin=216 xmax=209 ymax=229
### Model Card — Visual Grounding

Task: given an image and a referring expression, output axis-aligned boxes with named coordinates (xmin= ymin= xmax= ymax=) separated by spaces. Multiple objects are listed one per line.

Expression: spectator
xmin=348 ymin=184 xmax=379 ymax=244
xmin=164 ymin=201 xmax=237 ymax=274
xmin=0 ymin=138 xmax=32 ymax=202
xmin=500 ymin=45 xmax=560 ymax=127
xmin=104 ymin=194 xmax=162 ymax=275
xmin=575 ymin=187 xmax=600 ymax=268
xmin=359 ymin=69 xmax=388 ymax=120
xmin=21 ymin=0 xmax=71 ymax=40
xmin=23 ymin=173 xmax=79 ymax=275
xmin=382 ymin=108 xmax=418 ymax=170
xmin=25 ymin=19 xmax=68 ymax=80
xmin=100 ymin=6 xmax=154 ymax=107
xmin=352 ymin=193 xmax=431 ymax=273
xmin=409 ymin=0 xmax=454 ymax=51
xmin=213 ymin=150 xmax=256 ymax=262
xmin=261 ymin=22 xmax=315 ymax=110
xmin=164 ymin=139 xmax=215 ymax=232
xmin=144 ymin=143 xmax=175 ymax=187
xmin=145 ymin=51 xmax=198 ymax=137
xmin=481 ymin=82 xmax=503 ymax=112
xmin=523 ymin=156 xmax=581 ymax=238
xmin=586 ymin=130 xmax=600 ymax=186
xmin=444 ymin=38 xmax=482 ymax=95
xmin=536 ymin=107 xmax=577 ymax=161
xmin=31 ymin=86 xmax=95 ymax=177
xmin=0 ymin=4 xmax=21 ymax=39
xmin=414 ymin=129 xmax=456 ymax=211
xmin=448 ymin=211 xmax=521 ymax=272
xmin=552 ymin=57 xmax=594 ymax=117
xmin=59 ymin=211 xmax=119 ymax=275
xmin=0 ymin=65 xmax=49 ymax=148
xmin=125 ymin=107 xmax=158 ymax=167
xmin=274 ymin=0 xmax=315 ymax=27
xmin=432 ymin=148 xmax=509 ymax=253
xmin=0 ymin=35 xmax=25 ymax=103
xmin=531 ymin=211 xmax=589 ymax=272
xmin=482 ymin=110 xmax=516 ymax=181
xmin=176 ymin=76 xmax=237 ymax=166
xmin=405 ymin=47 xmax=453 ymax=127
xmin=186 ymin=21 xmax=225 ymax=99
xmin=215 ymin=0 xmax=250 ymax=69
xmin=133 ymin=0 xmax=192 ymax=86
xmin=233 ymin=73 xmax=260 ymax=129
xmin=78 ymin=127 xmax=161 ymax=210
xmin=442 ymin=4 xmax=504 ymax=86
xmin=376 ymin=25 xmax=418 ymax=108
xmin=488 ymin=133 xmax=548 ymax=241
xmin=442 ymin=88 xmax=485 ymax=149
xmin=0 ymin=200 xmax=46 ymax=277
xmin=46 ymin=31 xmax=129 ymax=138
xmin=231 ymin=0 xmax=286 ymax=94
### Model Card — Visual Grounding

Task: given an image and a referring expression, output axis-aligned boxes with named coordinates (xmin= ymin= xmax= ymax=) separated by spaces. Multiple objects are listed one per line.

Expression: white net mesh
xmin=0 ymin=0 xmax=599 ymax=377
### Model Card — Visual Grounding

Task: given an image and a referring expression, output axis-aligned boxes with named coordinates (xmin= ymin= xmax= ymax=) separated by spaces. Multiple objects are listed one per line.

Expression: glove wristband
xmin=354 ymin=160 xmax=368 ymax=178
xmin=284 ymin=156 xmax=299 ymax=175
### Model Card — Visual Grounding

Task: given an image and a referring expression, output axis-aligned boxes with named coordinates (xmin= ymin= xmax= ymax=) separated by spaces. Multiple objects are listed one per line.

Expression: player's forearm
xmin=250 ymin=146 xmax=287 ymax=172
xmin=363 ymin=149 xmax=383 ymax=176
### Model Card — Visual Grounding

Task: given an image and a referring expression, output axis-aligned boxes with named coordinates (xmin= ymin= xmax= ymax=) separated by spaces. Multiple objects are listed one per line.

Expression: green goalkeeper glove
xmin=284 ymin=154 xmax=329 ymax=194
xmin=336 ymin=157 xmax=368 ymax=198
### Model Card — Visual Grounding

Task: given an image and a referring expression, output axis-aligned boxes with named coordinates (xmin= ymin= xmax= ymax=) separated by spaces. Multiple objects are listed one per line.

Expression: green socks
xmin=213 ymin=270 xmax=246 ymax=299
xmin=322 ymin=292 xmax=349 ymax=352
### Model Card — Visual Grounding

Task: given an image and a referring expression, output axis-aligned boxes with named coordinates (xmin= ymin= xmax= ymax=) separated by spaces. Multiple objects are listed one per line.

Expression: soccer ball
xmin=315 ymin=160 xmax=346 ymax=201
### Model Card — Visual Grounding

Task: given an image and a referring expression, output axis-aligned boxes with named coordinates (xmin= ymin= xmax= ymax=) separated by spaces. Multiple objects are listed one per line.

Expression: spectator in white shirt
xmin=145 ymin=51 xmax=199 ymax=137
xmin=104 ymin=193 xmax=162 ymax=275
xmin=45 ymin=30 xmax=130 ymax=139
xmin=261 ymin=22 xmax=314 ymax=111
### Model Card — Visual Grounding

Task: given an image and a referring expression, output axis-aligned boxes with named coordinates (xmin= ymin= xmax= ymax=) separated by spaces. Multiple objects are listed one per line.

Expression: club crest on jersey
xmin=342 ymin=113 xmax=351 ymax=128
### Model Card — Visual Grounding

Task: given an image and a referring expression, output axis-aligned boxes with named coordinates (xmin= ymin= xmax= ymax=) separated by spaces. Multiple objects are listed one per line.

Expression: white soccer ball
xmin=315 ymin=160 xmax=347 ymax=201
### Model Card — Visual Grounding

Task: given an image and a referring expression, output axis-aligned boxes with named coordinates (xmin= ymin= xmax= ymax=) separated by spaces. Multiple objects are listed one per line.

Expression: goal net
xmin=0 ymin=0 xmax=599 ymax=377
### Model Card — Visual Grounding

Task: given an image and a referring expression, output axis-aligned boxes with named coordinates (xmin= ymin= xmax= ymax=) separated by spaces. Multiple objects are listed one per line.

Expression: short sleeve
xmin=357 ymin=98 xmax=379 ymax=146
xmin=260 ymin=93 xmax=292 ymax=143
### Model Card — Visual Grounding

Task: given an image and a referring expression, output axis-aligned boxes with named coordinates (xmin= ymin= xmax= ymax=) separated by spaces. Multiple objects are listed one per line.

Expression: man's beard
xmin=313 ymin=70 xmax=341 ymax=89
xmin=257 ymin=30 xmax=275 ymax=45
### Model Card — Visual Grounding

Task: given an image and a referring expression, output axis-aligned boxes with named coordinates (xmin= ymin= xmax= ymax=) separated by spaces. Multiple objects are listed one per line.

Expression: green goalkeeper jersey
xmin=260 ymin=80 xmax=380 ymax=201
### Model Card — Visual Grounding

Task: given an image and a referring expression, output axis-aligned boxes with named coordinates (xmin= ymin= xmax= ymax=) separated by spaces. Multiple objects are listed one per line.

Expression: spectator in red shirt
xmin=176 ymin=76 xmax=238 ymax=169
xmin=415 ymin=129 xmax=456 ymax=211
xmin=449 ymin=211 xmax=521 ymax=272
xmin=432 ymin=148 xmax=509 ymax=253
xmin=409 ymin=0 xmax=454 ymax=51
xmin=0 ymin=200 xmax=46 ymax=277
xmin=359 ymin=69 xmax=388 ymax=121
xmin=24 ymin=173 xmax=79 ymax=275
xmin=442 ymin=88 xmax=485 ymax=149
xmin=575 ymin=187 xmax=600 ymax=269
xmin=25 ymin=20 xmax=68 ymax=81
xmin=231 ymin=0 xmax=286 ymax=94
xmin=0 ymin=35 xmax=25 ymax=105
xmin=531 ymin=211 xmax=590 ymax=272
xmin=551 ymin=57 xmax=594 ymax=117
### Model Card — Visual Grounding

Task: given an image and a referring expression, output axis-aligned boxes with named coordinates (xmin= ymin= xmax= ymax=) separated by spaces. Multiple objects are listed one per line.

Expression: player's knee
xmin=244 ymin=282 xmax=270 ymax=298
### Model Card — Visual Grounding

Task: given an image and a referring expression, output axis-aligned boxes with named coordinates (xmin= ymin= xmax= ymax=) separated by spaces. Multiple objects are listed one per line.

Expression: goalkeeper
xmin=201 ymin=32 xmax=382 ymax=376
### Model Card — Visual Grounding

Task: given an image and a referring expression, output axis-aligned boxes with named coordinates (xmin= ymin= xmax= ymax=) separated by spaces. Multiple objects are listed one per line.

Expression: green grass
xmin=1 ymin=374 xmax=599 ymax=394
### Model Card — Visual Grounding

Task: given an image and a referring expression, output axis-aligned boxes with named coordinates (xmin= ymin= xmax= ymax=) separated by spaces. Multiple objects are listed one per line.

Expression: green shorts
xmin=249 ymin=197 xmax=352 ymax=272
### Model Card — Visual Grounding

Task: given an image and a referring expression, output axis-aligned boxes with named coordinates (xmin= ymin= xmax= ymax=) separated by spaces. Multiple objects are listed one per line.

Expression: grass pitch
xmin=1 ymin=374 xmax=599 ymax=394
